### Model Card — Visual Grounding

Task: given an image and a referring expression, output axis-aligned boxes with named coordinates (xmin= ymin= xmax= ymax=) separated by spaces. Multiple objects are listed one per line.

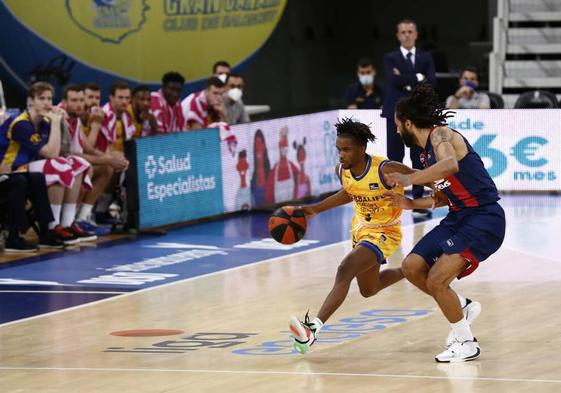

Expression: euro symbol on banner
xmin=510 ymin=136 xmax=548 ymax=168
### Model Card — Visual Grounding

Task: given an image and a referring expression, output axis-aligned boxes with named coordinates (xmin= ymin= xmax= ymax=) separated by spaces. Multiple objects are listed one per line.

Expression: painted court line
xmin=0 ymin=219 xmax=435 ymax=329
xmin=0 ymin=290 xmax=125 ymax=294
xmin=0 ymin=366 xmax=559 ymax=385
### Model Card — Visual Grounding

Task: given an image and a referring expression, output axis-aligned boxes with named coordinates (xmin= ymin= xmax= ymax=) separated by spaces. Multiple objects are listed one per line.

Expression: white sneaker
xmin=435 ymin=338 xmax=480 ymax=363
xmin=445 ymin=299 xmax=482 ymax=348
xmin=289 ymin=313 xmax=317 ymax=354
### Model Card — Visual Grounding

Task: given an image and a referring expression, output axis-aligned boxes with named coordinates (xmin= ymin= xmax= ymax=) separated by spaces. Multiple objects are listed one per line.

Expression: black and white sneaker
xmin=436 ymin=338 xmax=480 ymax=363
xmin=38 ymin=230 xmax=65 ymax=249
xmin=445 ymin=299 xmax=482 ymax=348
xmin=4 ymin=236 xmax=38 ymax=253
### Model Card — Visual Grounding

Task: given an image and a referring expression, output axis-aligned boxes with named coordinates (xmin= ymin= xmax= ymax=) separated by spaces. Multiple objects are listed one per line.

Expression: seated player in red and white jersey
xmin=60 ymin=84 xmax=129 ymax=235
xmin=182 ymin=77 xmax=228 ymax=130
xmin=129 ymin=85 xmax=157 ymax=138
xmin=97 ymin=81 xmax=136 ymax=154
xmin=81 ymin=82 xmax=104 ymax=139
xmin=150 ymin=72 xmax=186 ymax=134
xmin=91 ymin=81 xmax=136 ymax=226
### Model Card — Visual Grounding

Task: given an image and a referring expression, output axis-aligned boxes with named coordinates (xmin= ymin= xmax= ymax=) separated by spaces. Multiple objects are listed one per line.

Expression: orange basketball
xmin=268 ymin=206 xmax=307 ymax=244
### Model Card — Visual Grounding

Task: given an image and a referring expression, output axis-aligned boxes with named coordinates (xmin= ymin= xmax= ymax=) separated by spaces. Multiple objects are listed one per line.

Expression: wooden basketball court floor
xmin=1 ymin=195 xmax=560 ymax=392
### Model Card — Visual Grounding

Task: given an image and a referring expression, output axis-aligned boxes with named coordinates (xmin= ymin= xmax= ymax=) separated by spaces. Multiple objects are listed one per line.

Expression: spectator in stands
xmin=223 ymin=73 xmax=250 ymax=125
xmin=0 ymin=82 xmax=94 ymax=245
xmin=183 ymin=77 xmax=227 ymax=130
xmin=213 ymin=60 xmax=231 ymax=83
xmin=343 ymin=58 xmax=384 ymax=109
xmin=151 ymin=72 xmax=186 ymax=134
xmin=0 ymin=165 xmax=63 ymax=252
xmin=129 ymin=85 xmax=157 ymax=137
xmin=61 ymin=84 xmax=128 ymax=234
xmin=382 ymin=18 xmax=435 ymax=217
xmin=446 ymin=66 xmax=490 ymax=109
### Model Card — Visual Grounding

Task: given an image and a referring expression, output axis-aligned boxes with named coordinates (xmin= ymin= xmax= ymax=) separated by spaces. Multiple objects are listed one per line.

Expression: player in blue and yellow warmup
xmin=289 ymin=118 xmax=414 ymax=354
xmin=384 ymin=83 xmax=505 ymax=363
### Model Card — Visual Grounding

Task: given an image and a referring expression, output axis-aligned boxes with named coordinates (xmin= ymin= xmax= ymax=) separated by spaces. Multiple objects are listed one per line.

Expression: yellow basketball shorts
xmin=350 ymin=216 xmax=402 ymax=264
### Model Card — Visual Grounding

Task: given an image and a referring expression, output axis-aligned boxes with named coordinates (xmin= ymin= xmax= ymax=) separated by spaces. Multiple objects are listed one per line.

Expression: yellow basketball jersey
xmin=339 ymin=155 xmax=403 ymax=226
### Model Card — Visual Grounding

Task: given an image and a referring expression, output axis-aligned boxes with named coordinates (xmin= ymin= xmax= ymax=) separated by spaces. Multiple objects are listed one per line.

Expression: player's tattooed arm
xmin=432 ymin=126 xmax=469 ymax=162
xmin=430 ymin=126 xmax=453 ymax=151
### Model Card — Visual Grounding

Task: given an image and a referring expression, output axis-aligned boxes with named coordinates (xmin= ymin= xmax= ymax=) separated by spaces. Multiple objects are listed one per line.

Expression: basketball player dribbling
xmin=289 ymin=118 xmax=412 ymax=354
xmin=384 ymin=83 xmax=505 ymax=362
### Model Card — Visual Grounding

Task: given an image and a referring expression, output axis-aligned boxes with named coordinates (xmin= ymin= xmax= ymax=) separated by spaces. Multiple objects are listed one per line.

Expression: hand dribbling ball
xmin=268 ymin=206 xmax=307 ymax=244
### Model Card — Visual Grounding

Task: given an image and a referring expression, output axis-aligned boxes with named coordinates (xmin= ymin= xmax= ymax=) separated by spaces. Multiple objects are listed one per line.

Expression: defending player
xmin=384 ymin=83 xmax=505 ymax=362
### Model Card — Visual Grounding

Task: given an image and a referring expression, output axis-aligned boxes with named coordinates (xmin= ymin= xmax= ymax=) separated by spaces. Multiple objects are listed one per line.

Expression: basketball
xmin=268 ymin=206 xmax=307 ymax=244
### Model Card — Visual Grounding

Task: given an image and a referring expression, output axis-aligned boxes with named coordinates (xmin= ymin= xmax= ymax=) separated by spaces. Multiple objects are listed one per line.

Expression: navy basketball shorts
xmin=410 ymin=203 xmax=506 ymax=278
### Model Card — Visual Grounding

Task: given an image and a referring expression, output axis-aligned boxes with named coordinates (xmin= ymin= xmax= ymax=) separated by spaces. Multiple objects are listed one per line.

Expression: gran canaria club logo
xmin=65 ymin=0 xmax=149 ymax=44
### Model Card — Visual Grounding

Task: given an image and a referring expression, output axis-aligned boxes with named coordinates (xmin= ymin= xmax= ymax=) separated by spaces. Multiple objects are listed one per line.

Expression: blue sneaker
xmin=76 ymin=220 xmax=110 ymax=236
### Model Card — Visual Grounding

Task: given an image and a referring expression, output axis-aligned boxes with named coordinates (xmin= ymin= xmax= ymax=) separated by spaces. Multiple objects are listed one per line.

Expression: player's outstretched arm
xmin=381 ymin=161 xmax=416 ymax=176
xmin=299 ymin=188 xmax=352 ymax=217
xmin=380 ymin=161 xmax=434 ymax=189
xmin=384 ymin=127 xmax=459 ymax=188
xmin=384 ymin=190 xmax=448 ymax=210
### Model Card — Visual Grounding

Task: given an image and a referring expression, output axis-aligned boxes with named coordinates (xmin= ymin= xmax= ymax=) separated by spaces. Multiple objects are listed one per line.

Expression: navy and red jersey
xmin=420 ymin=127 xmax=499 ymax=212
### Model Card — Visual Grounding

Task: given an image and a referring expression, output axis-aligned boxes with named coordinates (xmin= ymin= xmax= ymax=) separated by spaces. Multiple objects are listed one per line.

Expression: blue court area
xmin=3 ymin=194 xmax=558 ymax=325
xmin=0 ymin=201 xmax=440 ymax=324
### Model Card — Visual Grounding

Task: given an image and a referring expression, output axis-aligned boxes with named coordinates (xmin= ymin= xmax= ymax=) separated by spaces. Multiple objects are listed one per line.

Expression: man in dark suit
xmin=382 ymin=19 xmax=436 ymax=217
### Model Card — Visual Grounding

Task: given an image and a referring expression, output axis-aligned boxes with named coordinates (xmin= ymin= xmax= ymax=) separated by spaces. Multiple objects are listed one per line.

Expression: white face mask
xmin=217 ymin=73 xmax=228 ymax=83
xmin=359 ymin=74 xmax=374 ymax=86
xmin=227 ymin=87 xmax=243 ymax=102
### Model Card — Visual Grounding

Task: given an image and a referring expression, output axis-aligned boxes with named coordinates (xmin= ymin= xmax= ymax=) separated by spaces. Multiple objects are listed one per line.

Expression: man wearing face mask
xmin=212 ymin=60 xmax=231 ymax=84
xmin=223 ymin=73 xmax=250 ymax=125
xmin=343 ymin=58 xmax=384 ymax=109
xmin=446 ymin=67 xmax=490 ymax=109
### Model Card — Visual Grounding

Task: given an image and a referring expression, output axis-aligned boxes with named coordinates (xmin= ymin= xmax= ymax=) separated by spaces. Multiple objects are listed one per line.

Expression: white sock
xmin=49 ymin=204 xmax=62 ymax=229
xmin=456 ymin=293 xmax=467 ymax=308
xmin=312 ymin=317 xmax=324 ymax=333
xmin=77 ymin=203 xmax=94 ymax=221
xmin=450 ymin=318 xmax=474 ymax=342
xmin=61 ymin=203 xmax=77 ymax=228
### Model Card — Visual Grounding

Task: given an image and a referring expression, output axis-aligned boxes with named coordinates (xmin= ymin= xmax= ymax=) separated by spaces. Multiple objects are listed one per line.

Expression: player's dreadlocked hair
xmin=395 ymin=83 xmax=455 ymax=128
xmin=335 ymin=117 xmax=376 ymax=147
